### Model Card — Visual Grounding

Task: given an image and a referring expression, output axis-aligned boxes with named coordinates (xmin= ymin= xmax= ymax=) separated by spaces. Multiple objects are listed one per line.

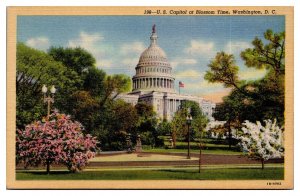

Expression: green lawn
xmin=145 ymin=138 xmax=242 ymax=155
xmin=16 ymin=167 xmax=283 ymax=180
xmin=174 ymin=141 xmax=228 ymax=148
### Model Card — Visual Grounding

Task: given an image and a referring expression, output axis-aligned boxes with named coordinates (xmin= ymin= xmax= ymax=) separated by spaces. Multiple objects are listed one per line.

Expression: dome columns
xmin=132 ymin=77 xmax=174 ymax=91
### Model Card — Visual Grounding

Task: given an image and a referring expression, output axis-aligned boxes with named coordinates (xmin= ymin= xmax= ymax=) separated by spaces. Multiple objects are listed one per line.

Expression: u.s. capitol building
xmin=117 ymin=26 xmax=216 ymax=121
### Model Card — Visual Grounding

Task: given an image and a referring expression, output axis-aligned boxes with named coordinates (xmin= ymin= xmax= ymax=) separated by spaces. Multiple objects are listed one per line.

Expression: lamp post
xmin=42 ymin=84 xmax=56 ymax=119
xmin=186 ymin=108 xmax=192 ymax=159
xmin=199 ymin=128 xmax=203 ymax=173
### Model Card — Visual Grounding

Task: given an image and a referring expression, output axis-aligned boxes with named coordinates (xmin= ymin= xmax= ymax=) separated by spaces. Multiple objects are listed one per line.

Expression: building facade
xmin=117 ymin=25 xmax=216 ymax=121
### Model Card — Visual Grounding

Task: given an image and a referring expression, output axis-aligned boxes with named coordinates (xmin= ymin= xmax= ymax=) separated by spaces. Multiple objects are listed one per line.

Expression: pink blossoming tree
xmin=16 ymin=111 xmax=98 ymax=174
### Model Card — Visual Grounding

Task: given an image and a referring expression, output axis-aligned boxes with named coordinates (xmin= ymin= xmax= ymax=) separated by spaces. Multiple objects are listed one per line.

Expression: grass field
xmin=16 ymin=167 xmax=283 ymax=180
xmin=143 ymin=138 xmax=242 ymax=155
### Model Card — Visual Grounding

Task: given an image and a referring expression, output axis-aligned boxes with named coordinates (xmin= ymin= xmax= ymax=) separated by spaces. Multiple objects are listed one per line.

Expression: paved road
xmin=88 ymin=152 xmax=283 ymax=167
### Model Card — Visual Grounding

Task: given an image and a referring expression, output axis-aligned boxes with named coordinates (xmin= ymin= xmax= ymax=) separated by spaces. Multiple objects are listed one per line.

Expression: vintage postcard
xmin=7 ymin=6 xmax=294 ymax=189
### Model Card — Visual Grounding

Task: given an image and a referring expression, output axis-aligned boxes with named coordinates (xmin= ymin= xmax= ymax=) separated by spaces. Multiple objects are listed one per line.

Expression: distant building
xmin=117 ymin=25 xmax=215 ymax=121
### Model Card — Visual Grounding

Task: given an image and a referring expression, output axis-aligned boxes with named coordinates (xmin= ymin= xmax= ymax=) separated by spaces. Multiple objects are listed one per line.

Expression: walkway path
xmin=88 ymin=152 xmax=283 ymax=167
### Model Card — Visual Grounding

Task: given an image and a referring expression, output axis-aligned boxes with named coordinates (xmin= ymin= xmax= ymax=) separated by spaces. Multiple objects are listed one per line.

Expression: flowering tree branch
xmin=238 ymin=119 xmax=284 ymax=169
xmin=16 ymin=111 xmax=98 ymax=174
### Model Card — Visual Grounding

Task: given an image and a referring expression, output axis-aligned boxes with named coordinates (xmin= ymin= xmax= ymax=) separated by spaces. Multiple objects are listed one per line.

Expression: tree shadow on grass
xmin=20 ymin=170 xmax=71 ymax=175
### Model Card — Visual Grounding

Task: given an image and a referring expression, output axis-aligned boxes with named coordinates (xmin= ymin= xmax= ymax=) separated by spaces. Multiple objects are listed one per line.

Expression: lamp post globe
xmin=42 ymin=84 xmax=48 ymax=93
xmin=50 ymin=85 xmax=56 ymax=94
xmin=42 ymin=84 xmax=56 ymax=119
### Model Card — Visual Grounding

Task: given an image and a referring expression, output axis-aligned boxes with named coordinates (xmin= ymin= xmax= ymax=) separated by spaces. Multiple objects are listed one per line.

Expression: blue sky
xmin=17 ymin=16 xmax=285 ymax=102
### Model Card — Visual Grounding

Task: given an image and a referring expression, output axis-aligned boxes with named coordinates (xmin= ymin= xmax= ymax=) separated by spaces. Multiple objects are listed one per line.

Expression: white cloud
xmin=181 ymin=58 xmax=197 ymax=65
xmin=26 ymin=36 xmax=50 ymax=51
xmin=200 ymin=89 xmax=231 ymax=103
xmin=122 ymin=58 xmax=139 ymax=66
xmin=224 ymin=41 xmax=252 ymax=55
xmin=177 ymin=78 xmax=225 ymax=98
xmin=120 ymin=42 xmax=146 ymax=56
xmin=175 ymin=69 xmax=202 ymax=79
xmin=199 ymin=80 xmax=224 ymax=89
xmin=170 ymin=58 xmax=197 ymax=68
xmin=184 ymin=40 xmax=215 ymax=56
xmin=96 ymin=59 xmax=113 ymax=68
xmin=239 ymin=69 xmax=267 ymax=80
xmin=68 ymin=31 xmax=104 ymax=54
xmin=68 ymin=31 xmax=114 ymax=68
xmin=185 ymin=80 xmax=223 ymax=91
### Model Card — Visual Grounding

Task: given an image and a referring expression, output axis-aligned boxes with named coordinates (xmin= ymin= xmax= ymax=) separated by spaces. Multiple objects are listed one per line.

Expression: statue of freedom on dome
xmin=152 ymin=24 xmax=156 ymax=33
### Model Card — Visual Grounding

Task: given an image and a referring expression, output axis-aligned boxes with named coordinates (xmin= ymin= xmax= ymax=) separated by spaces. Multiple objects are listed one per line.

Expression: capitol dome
xmin=138 ymin=42 xmax=167 ymax=64
xmin=132 ymin=25 xmax=175 ymax=93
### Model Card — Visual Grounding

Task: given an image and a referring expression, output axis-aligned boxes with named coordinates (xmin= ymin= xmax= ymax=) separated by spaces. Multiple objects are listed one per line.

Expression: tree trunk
xmin=46 ymin=159 xmax=50 ymax=174
xmin=199 ymin=129 xmax=203 ymax=173
xmin=172 ymin=131 xmax=176 ymax=148
xmin=228 ymin=122 xmax=231 ymax=149
xmin=199 ymin=143 xmax=202 ymax=173
xmin=261 ymin=158 xmax=265 ymax=169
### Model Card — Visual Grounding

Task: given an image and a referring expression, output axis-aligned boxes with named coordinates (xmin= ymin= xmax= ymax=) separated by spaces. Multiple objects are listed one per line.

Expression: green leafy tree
xmin=82 ymin=73 xmax=134 ymax=150
xmin=16 ymin=43 xmax=81 ymax=128
xmin=182 ymin=101 xmax=208 ymax=140
xmin=83 ymin=67 xmax=106 ymax=97
xmin=100 ymin=74 xmax=131 ymax=107
xmin=134 ymin=102 xmax=161 ymax=147
xmin=97 ymin=100 xmax=138 ymax=150
xmin=48 ymin=47 xmax=110 ymax=135
xmin=213 ymin=91 xmax=246 ymax=148
xmin=68 ymin=91 xmax=100 ymax=134
xmin=171 ymin=101 xmax=208 ymax=145
xmin=170 ymin=109 xmax=186 ymax=147
xmin=157 ymin=120 xmax=172 ymax=136
xmin=48 ymin=46 xmax=106 ymax=98
xmin=205 ymin=29 xmax=285 ymax=126
xmin=241 ymin=29 xmax=285 ymax=76
xmin=135 ymin=102 xmax=156 ymax=120
xmin=241 ymin=29 xmax=285 ymax=124
xmin=48 ymin=47 xmax=96 ymax=74
xmin=204 ymin=52 xmax=240 ymax=89
xmin=111 ymin=100 xmax=139 ymax=134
